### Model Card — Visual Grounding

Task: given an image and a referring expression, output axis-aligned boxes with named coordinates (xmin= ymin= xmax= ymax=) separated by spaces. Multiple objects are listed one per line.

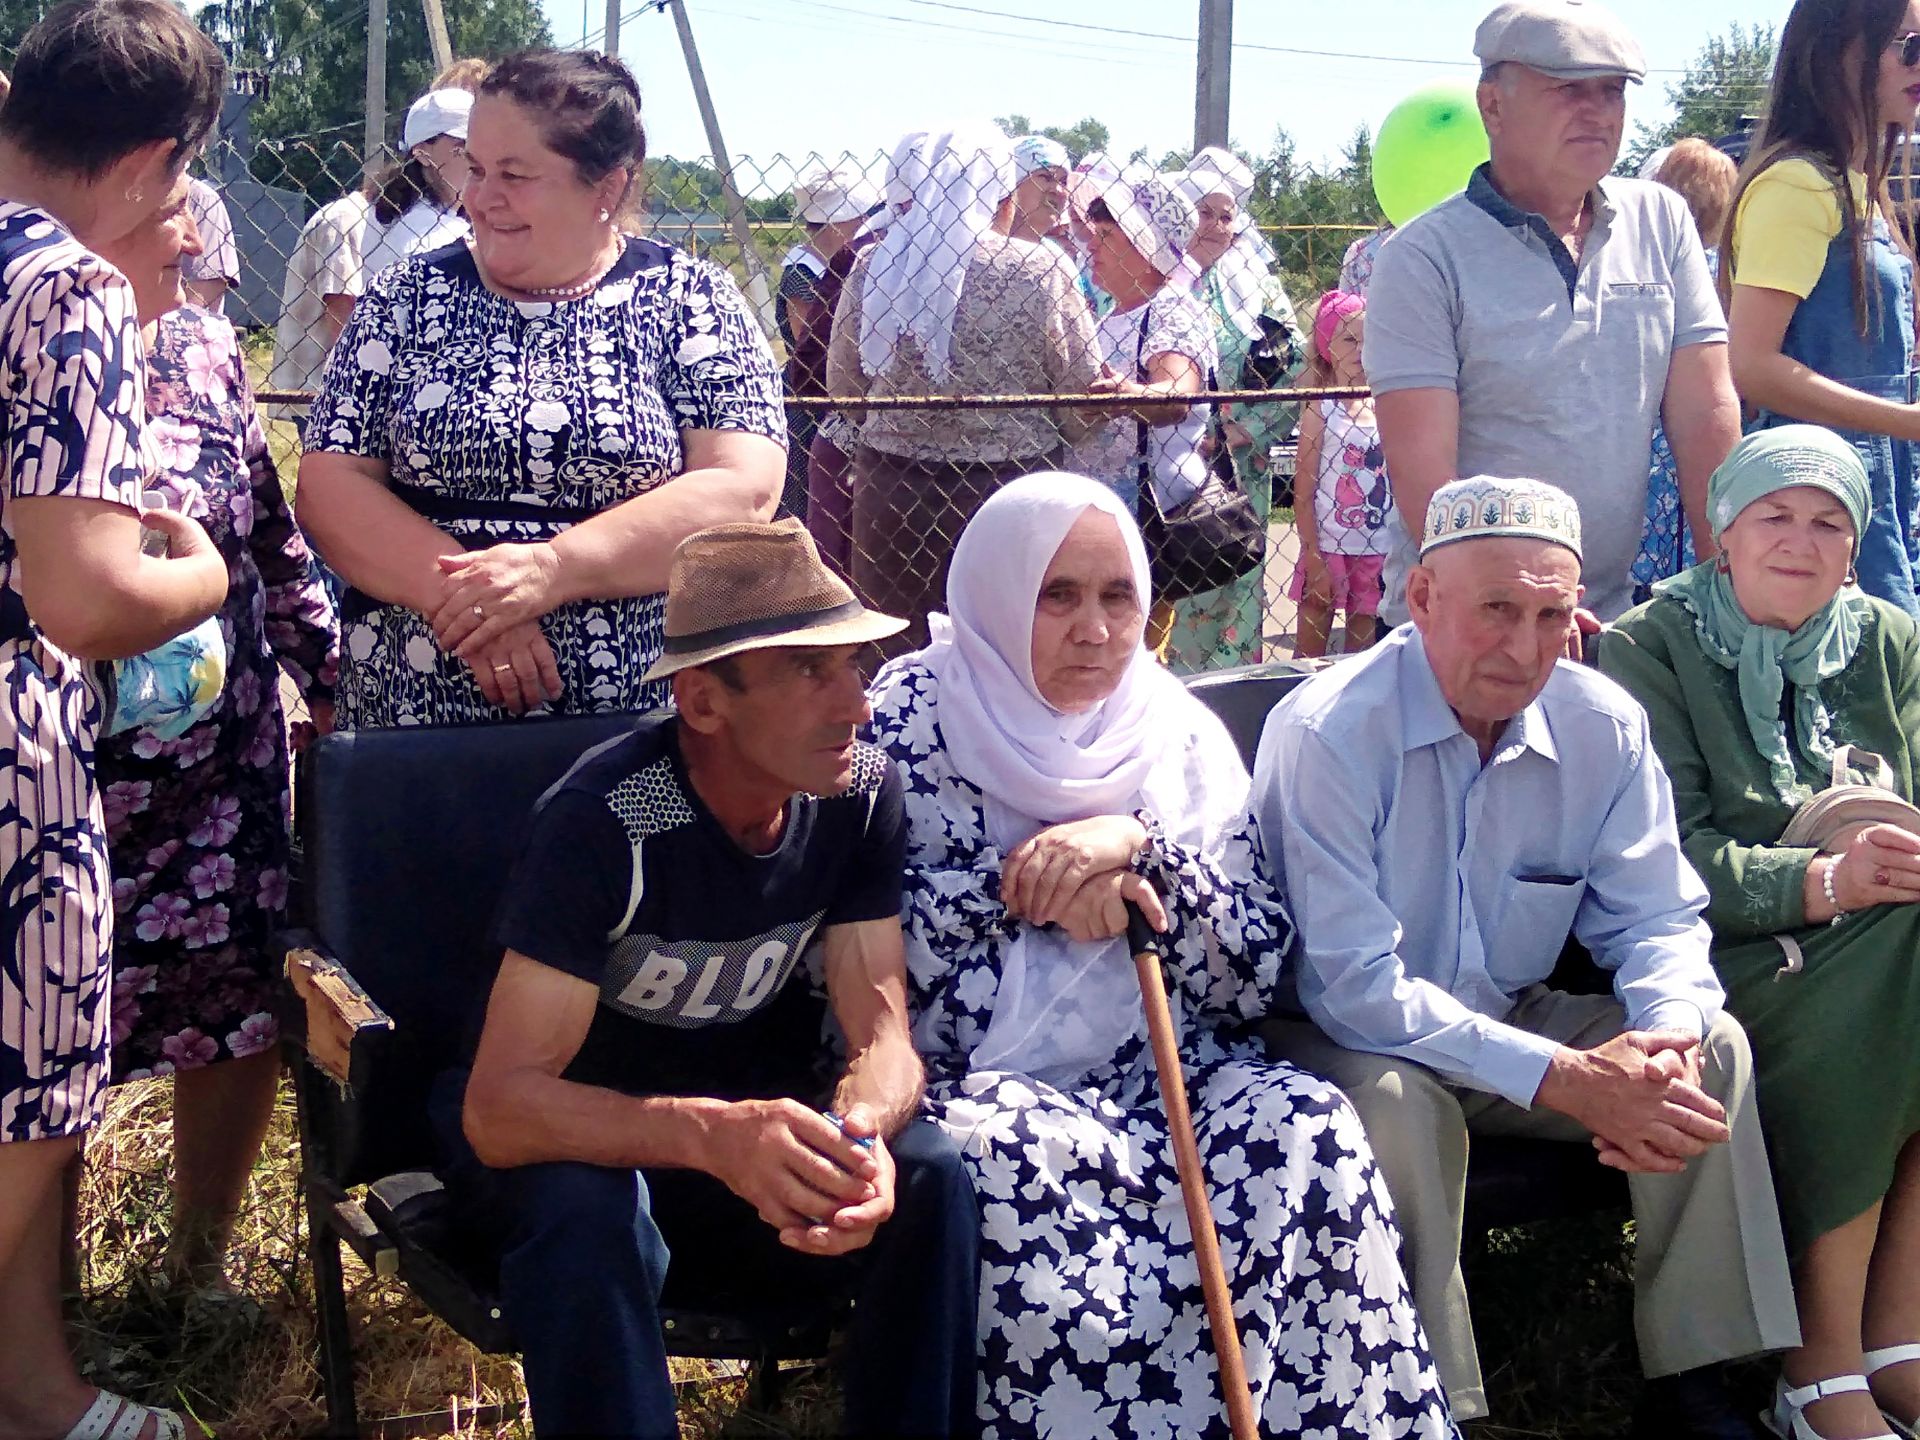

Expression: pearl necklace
xmin=521 ymin=236 xmax=627 ymax=300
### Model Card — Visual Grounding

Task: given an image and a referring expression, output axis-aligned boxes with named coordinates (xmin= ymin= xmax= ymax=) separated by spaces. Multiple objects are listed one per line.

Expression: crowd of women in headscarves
xmin=800 ymin=123 xmax=1325 ymax=673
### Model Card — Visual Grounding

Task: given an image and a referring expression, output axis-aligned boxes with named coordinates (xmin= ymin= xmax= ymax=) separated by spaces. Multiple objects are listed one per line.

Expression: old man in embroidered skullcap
xmin=1253 ymin=474 xmax=1799 ymax=1430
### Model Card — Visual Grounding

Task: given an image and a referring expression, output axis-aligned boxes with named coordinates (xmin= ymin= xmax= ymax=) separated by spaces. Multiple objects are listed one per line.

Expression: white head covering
xmin=1637 ymin=144 xmax=1675 ymax=180
xmin=1168 ymin=146 xmax=1277 ymax=338
xmin=885 ymin=128 xmax=933 ymax=209
xmin=858 ymin=123 xmax=1015 ymax=385
xmin=1071 ymin=164 xmax=1196 ymax=279
xmin=1012 ymin=134 xmax=1070 ymax=179
xmin=1173 ymin=145 xmax=1253 ymax=212
xmin=917 ymin=472 xmax=1222 ymax=1083
xmin=794 ymin=162 xmax=882 ymax=224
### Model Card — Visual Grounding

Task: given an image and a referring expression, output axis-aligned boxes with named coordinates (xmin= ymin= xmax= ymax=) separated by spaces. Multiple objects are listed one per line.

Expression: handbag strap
xmin=1130 ymin=303 xmax=1223 ymax=510
xmin=1830 ymin=744 xmax=1897 ymax=791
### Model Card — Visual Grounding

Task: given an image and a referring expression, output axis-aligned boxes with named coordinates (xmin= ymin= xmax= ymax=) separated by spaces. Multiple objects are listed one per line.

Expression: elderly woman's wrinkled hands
xmin=1828 ymin=824 xmax=1920 ymax=912
xmin=464 ymin=620 xmax=563 ymax=715
xmin=1002 ymin=814 xmax=1150 ymax=926
xmin=1052 ymin=870 xmax=1170 ymax=943
xmin=430 ymin=542 xmax=566 ymax=657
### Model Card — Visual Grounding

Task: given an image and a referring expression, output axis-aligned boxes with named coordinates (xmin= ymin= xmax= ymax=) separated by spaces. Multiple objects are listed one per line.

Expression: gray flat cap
xmin=1475 ymin=0 xmax=1647 ymax=83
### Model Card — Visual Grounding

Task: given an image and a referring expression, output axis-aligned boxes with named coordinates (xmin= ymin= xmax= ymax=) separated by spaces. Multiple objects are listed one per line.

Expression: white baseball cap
xmin=403 ymin=88 xmax=473 ymax=151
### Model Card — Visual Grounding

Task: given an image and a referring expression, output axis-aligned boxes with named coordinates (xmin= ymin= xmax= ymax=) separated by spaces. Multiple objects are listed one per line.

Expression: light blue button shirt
xmin=1253 ymin=626 xmax=1720 ymax=1109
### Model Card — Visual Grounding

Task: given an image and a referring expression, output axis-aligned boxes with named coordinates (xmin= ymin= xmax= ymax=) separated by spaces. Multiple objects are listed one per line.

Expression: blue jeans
xmin=431 ymin=1072 xmax=980 ymax=1438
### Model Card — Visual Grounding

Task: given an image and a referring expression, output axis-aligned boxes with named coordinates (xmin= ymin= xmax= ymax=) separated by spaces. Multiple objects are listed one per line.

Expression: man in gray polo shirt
xmin=1365 ymin=0 xmax=1741 ymax=625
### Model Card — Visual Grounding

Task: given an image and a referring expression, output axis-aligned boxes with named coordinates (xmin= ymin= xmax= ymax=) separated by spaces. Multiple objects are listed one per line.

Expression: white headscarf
xmin=857 ymin=124 xmax=1015 ymax=384
xmin=1169 ymin=146 xmax=1277 ymax=339
xmin=1012 ymin=134 xmax=1070 ymax=179
xmin=916 ymin=472 xmax=1212 ymax=1084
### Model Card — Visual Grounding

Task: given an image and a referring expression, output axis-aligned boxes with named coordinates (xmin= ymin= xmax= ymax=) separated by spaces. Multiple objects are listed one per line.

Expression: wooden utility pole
xmin=422 ymin=0 xmax=453 ymax=72
xmin=1194 ymin=0 xmax=1232 ymax=151
xmin=365 ymin=0 xmax=388 ymax=167
xmin=666 ymin=0 xmax=775 ymax=328
xmin=604 ymin=0 xmax=621 ymax=55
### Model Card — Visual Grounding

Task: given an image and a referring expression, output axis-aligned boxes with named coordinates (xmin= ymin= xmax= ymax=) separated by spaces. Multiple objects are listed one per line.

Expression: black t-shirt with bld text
xmin=489 ymin=716 xmax=906 ymax=1102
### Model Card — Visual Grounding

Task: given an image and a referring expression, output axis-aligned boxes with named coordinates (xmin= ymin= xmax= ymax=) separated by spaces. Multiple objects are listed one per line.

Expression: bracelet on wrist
xmin=1822 ymin=856 xmax=1848 ymax=925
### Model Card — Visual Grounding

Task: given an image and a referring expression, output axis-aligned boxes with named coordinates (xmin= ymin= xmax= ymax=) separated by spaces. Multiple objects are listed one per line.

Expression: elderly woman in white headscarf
xmin=866 ymin=472 xmax=1457 ymax=1440
xmin=1008 ymin=134 xmax=1070 ymax=248
xmin=828 ymin=125 xmax=1103 ymax=656
xmin=1065 ymin=168 xmax=1231 ymax=670
xmin=1166 ymin=146 xmax=1305 ymax=667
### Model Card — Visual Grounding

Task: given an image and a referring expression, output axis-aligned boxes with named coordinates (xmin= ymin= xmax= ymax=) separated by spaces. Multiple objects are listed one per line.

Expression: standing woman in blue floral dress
xmin=0 ymin=5 xmax=230 ymax=1437
xmin=298 ymin=50 xmax=785 ymax=727
xmin=92 ymin=206 xmax=338 ymax=1289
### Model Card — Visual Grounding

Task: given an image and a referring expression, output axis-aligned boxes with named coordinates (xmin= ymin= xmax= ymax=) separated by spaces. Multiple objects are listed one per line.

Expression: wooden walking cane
xmin=1126 ymin=902 xmax=1261 ymax=1440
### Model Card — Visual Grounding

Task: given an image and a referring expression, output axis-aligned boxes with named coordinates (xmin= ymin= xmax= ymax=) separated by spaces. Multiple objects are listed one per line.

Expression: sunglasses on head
xmin=1893 ymin=30 xmax=1920 ymax=69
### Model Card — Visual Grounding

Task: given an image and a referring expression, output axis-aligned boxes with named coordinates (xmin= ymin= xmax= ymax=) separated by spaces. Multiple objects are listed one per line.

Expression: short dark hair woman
xmin=0 ymin=3 xmax=229 ymax=1436
xmin=298 ymin=49 xmax=786 ymax=726
xmin=1723 ymin=0 xmax=1920 ymax=617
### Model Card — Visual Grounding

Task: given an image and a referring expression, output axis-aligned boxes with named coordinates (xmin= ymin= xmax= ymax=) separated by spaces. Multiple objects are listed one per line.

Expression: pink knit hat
xmin=1313 ymin=289 xmax=1366 ymax=364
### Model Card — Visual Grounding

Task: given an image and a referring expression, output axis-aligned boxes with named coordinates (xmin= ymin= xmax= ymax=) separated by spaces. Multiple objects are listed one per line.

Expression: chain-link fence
xmin=210 ymin=124 xmax=1404 ymax=694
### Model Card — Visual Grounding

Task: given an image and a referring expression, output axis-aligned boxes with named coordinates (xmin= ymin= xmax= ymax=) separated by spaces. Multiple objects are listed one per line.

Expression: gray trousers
xmin=1264 ymin=988 xmax=1800 ymax=1421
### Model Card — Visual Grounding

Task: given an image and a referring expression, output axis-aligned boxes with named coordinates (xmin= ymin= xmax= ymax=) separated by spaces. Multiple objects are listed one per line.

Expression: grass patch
xmin=70 ymin=1069 xmax=1773 ymax=1438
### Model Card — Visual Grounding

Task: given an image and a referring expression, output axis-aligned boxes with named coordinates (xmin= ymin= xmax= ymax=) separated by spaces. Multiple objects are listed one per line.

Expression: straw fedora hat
xmin=641 ymin=518 xmax=907 ymax=682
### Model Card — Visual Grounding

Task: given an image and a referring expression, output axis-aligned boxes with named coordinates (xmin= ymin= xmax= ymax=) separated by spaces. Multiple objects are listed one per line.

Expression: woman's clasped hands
xmin=1000 ymin=814 xmax=1170 ymax=943
xmin=428 ymin=542 xmax=567 ymax=714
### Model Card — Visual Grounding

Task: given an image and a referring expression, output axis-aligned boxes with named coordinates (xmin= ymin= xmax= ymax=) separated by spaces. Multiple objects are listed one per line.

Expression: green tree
xmin=0 ymin=0 xmax=52 ymax=58
xmin=993 ymin=113 xmax=1111 ymax=164
xmin=1248 ymin=124 xmax=1381 ymax=298
xmin=200 ymin=0 xmax=551 ymax=200
xmin=1624 ymin=23 xmax=1775 ymax=172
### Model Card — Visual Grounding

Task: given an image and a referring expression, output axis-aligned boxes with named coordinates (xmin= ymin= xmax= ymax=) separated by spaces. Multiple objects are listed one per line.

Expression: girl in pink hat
xmin=1290 ymin=289 xmax=1393 ymax=657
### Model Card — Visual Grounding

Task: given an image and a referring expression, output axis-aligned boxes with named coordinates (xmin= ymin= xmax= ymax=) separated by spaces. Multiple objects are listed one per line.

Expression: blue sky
xmin=533 ymin=0 xmax=1797 ymax=178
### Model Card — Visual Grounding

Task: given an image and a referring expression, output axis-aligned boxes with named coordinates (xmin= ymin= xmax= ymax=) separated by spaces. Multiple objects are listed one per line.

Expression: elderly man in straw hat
xmin=1254 ymin=477 xmax=1799 ymax=1436
xmin=440 ymin=519 xmax=979 ymax=1439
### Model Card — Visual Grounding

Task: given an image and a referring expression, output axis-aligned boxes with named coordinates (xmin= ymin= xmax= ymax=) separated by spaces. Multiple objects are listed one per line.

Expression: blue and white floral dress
xmin=868 ymin=657 xmax=1457 ymax=1440
xmin=306 ymin=236 xmax=786 ymax=726
xmin=0 ymin=205 xmax=151 ymax=1140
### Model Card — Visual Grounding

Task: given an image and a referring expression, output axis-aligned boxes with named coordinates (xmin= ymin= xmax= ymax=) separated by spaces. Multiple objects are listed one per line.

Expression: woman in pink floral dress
xmin=96 ymin=282 xmax=338 ymax=1284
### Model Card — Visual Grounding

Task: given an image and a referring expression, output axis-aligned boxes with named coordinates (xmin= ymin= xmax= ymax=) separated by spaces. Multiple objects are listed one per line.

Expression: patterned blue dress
xmin=0 ymin=204 xmax=150 ymax=1140
xmin=868 ymin=658 xmax=1457 ymax=1440
xmin=306 ymin=237 xmax=785 ymax=726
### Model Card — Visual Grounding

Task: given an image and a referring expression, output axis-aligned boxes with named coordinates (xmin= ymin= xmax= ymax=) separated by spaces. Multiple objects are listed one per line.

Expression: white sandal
xmin=60 ymin=1390 xmax=187 ymax=1440
xmin=1765 ymin=1373 xmax=1898 ymax=1440
xmin=1865 ymin=1344 xmax=1920 ymax=1439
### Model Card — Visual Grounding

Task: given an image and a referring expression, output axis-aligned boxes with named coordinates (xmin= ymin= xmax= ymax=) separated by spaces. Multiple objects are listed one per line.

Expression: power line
xmin=894 ymin=0 xmax=1707 ymax=75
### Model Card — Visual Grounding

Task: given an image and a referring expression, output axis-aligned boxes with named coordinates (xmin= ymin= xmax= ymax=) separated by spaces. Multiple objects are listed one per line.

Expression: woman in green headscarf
xmin=1602 ymin=424 xmax=1920 ymax=1440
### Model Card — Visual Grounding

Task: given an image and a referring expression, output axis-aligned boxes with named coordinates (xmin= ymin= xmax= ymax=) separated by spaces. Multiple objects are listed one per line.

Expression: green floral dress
xmin=1160 ymin=263 xmax=1303 ymax=673
xmin=1601 ymin=588 xmax=1920 ymax=1254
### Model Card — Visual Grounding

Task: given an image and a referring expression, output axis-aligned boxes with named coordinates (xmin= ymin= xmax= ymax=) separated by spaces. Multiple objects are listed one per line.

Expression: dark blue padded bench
xmin=278 ymin=665 xmax=1624 ymax=1435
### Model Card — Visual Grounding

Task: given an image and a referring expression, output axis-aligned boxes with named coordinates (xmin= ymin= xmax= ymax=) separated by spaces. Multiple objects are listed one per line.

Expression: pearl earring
xmin=125 ymin=187 xmax=143 ymax=204
xmin=597 ymin=208 xmax=611 ymax=223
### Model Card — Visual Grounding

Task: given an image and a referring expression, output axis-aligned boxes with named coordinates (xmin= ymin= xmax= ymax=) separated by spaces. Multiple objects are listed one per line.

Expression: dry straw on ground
xmin=71 ymin=1073 xmax=847 ymax=1439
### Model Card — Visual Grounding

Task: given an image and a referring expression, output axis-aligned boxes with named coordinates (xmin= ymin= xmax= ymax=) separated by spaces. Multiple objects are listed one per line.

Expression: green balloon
xmin=1371 ymin=81 xmax=1491 ymax=228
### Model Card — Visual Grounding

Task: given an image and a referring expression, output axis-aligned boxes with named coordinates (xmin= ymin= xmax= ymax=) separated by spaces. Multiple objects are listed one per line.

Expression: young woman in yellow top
xmin=1723 ymin=0 xmax=1920 ymax=619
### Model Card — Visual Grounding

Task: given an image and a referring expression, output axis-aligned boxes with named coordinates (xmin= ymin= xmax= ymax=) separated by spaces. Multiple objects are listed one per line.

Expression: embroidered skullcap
xmin=1012 ymin=134 xmax=1069 ymax=179
xmin=1421 ymin=476 xmax=1583 ymax=559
